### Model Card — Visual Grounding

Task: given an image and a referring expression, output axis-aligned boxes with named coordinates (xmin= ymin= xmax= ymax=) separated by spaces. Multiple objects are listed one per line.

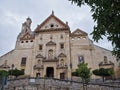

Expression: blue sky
xmin=0 ymin=0 xmax=112 ymax=56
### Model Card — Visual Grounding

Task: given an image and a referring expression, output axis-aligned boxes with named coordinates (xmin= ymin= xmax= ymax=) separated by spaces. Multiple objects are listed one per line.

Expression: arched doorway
xmin=46 ymin=67 xmax=54 ymax=78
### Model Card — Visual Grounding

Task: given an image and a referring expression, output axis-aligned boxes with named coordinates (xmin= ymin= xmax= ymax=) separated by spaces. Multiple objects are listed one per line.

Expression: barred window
xmin=21 ymin=57 xmax=27 ymax=66
xmin=39 ymin=45 xmax=43 ymax=50
xmin=60 ymin=43 xmax=64 ymax=49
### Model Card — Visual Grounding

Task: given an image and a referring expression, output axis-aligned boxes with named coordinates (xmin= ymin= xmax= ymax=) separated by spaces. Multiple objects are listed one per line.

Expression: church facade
xmin=0 ymin=12 xmax=120 ymax=79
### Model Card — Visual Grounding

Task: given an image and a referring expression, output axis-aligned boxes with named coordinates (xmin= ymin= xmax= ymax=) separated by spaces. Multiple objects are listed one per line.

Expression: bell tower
xmin=15 ymin=17 xmax=34 ymax=49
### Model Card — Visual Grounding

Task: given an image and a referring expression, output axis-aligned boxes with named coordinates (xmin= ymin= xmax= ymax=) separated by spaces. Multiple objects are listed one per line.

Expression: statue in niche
xmin=21 ymin=17 xmax=32 ymax=33
xmin=37 ymin=60 xmax=41 ymax=64
xmin=60 ymin=59 xmax=64 ymax=66
xmin=48 ymin=49 xmax=53 ymax=59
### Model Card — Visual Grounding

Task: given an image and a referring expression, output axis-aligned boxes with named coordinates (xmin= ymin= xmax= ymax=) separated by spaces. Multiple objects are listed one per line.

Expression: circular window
xmin=56 ymin=24 xmax=58 ymax=27
xmin=26 ymin=41 xmax=28 ymax=43
xmin=50 ymin=24 xmax=54 ymax=28
xmin=30 ymin=40 xmax=33 ymax=42
xmin=21 ymin=41 xmax=24 ymax=43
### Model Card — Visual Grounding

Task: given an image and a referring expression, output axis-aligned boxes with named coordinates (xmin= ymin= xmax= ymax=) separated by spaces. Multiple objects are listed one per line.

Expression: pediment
xmin=20 ymin=32 xmax=34 ymax=40
xmin=35 ymin=12 xmax=69 ymax=32
xmin=99 ymin=60 xmax=114 ymax=66
xmin=71 ymin=29 xmax=88 ymax=36
xmin=58 ymin=53 xmax=66 ymax=57
xmin=36 ymin=54 xmax=44 ymax=58
xmin=46 ymin=41 xmax=56 ymax=46
xmin=0 ymin=64 xmax=10 ymax=69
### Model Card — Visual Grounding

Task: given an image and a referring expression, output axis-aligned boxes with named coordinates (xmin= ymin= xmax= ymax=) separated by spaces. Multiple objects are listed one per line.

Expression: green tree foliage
xmin=0 ymin=70 xmax=9 ymax=77
xmin=69 ymin=0 xmax=120 ymax=57
xmin=92 ymin=68 xmax=114 ymax=81
xmin=8 ymin=69 xmax=24 ymax=77
xmin=72 ymin=62 xmax=91 ymax=83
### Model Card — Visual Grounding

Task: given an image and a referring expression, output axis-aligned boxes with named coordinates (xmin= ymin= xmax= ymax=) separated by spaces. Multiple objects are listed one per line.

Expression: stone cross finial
xmin=52 ymin=10 xmax=54 ymax=15
xmin=66 ymin=21 xmax=68 ymax=25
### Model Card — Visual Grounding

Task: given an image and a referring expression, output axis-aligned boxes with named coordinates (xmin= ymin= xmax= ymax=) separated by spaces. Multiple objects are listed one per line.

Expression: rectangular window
xmin=78 ymin=56 xmax=84 ymax=63
xmin=21 ymin=57 xmax=27 ymax=66
xmin=39 ymin=45 xmax=43 ymax=50
xmin=60 ymin=43 xmax=64 ymax=49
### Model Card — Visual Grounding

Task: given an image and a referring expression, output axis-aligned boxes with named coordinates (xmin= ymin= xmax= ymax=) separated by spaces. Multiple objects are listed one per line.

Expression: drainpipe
xmin=69 ymin=31 xmax=72 ymax=80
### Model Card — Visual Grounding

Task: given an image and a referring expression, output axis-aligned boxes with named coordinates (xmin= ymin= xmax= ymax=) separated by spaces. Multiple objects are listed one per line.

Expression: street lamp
xmin=11 ymin=64 xmax=14 ymax=77
xmin=70 ymin=63 xmax=72 ymax=80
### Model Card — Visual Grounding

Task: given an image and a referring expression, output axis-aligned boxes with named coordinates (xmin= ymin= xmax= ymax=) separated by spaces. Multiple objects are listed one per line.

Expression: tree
xmin=0 ymin=70 xmax=9 ymax=77
xmin=72 ymin=62 xmax=91 ymax=90
xmin=69 ymin=0 xmax=120 ymax=58
xmin=0 ymin=70 xmax=9 ymax=89
xmin=8 ymin=69 xmax=24 ymax=77
xmin=92 ymin=68 xmax=114 ymax=82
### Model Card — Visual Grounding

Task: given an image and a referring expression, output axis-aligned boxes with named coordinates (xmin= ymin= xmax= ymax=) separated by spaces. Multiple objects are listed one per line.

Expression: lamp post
xmin=44 ymin=77 xmax=45 ymax=90
xmin=1 ymin=70 xmax=8 ymax=90
xmin=11 ymin=64 xmax=14 ymax=76
xmin=70 ymin=63 xmax=72 ymax=80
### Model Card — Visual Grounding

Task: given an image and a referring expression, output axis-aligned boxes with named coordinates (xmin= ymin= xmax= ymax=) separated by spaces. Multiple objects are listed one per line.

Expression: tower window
xmin=39 ymin=45 xmax=43 ymax=50
xmin=26 ymin=41 xmax=28 ymax=43
xmin=30 ymin=40 xmax=33 ymax=42
xmin=21 ymin=57 xmax=27 ymax=66
xmin=50 ymin=24 xmax=54 ymax=28
xmin=21 ymin=41 xmax=24 ymax=43
xmin=56 ymin=24 xmax=58 ymax=27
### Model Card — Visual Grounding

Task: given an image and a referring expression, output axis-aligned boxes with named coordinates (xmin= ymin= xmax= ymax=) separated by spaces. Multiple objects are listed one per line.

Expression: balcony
xmin=42 ymin=57 xmax=58 ymax=62
xmin=56 ymin=64 xmax=68 ymax=69
xmin=33 ymin=64 xmax=44 ymax=69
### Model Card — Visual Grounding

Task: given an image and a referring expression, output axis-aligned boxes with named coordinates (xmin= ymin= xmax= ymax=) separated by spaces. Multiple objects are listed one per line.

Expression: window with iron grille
xmin=21 ymin=57 xmax=27 ymax=66
xmin=39 ymin=45 xmax=43 ymax=50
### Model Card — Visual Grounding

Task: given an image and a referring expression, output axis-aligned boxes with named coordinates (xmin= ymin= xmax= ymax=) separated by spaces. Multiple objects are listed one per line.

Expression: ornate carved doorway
xmin=46 ymin=67 xmax=54 ymax=78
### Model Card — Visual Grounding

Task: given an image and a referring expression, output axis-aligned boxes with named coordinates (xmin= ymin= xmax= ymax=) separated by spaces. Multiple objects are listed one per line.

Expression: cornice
xmin=35 ymin=28 xmax=70 ymax=33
